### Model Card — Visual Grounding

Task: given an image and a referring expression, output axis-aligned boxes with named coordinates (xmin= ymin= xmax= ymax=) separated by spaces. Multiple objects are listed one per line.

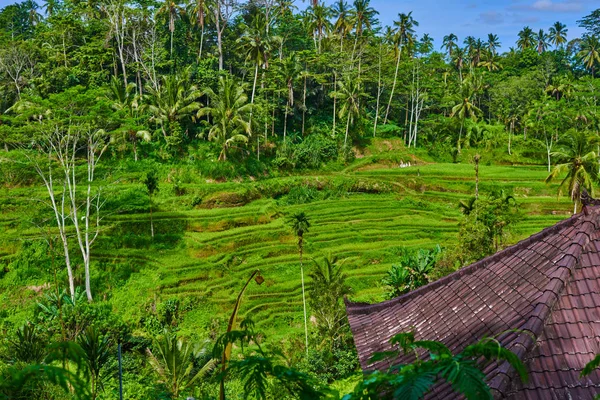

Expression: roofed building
xmin=346 ymin=207 xmax=600 ymax=399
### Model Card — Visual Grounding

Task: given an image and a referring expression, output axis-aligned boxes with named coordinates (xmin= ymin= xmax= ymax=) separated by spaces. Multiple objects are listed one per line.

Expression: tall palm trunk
xmin=198 ymin=24 xmax=205 ymax=60
xmin=302 ymin=73 xmax=307 ymax=136
xmin=344 ymin=110 xmax=351 ymax=147
xmin=384 ymin=46 xmax=402 ymax=124
xmin=299 ymin=236 xmax=308 ymax=357
xmin=332 ymin=71 xmax=337 ymax=137
xmin=374 ymin=42 xmax=382 ymax=136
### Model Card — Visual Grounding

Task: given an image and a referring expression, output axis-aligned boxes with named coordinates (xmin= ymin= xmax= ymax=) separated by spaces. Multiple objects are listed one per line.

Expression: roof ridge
xmin=346 ymin=208 xmax=600 ymax=316
xmin=490 ymin=215 xmax=598 ymax=397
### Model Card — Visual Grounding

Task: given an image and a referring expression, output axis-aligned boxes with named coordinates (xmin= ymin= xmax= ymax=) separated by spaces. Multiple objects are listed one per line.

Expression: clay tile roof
xmin=345 ymin=207 xmax=600 ymax=399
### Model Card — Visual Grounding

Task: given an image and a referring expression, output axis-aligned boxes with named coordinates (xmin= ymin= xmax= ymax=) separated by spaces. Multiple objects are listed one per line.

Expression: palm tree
xmin=278 ymin=53 xmax=301 ymax=141
xmin=578 ymin=35 xmax=600 ymax=78
xmin=308 ymin=255 xmax=351 ymax=348
xmin=419 ymin=33 xmax=433 ymax=55
xmin=384 ymin=11 xmax=418 ymax=124
xmin=77 ymin=327 xmax=111 ymax=400
xmin=199 ymin=75 xmax=252 ymax=161
xmin=332 ymin=0 xmax=351 ymax=50
xmin=452 ymin=47 xmax=467 ymax=82
xmin=451 ymin=80 xmax=482 ymax=153
xmin=187 ymin=0 xmax=208 ymax=60
xmin=287 ymin=212 xmax=311 ymax=357
xmin=334 ymin=73 xmax=364 ymax=146
xmin=549 ymin=21 xmax=568 ymax=49
xmin=536 ymin=29 xmax=550 ymax=54
xmin=348 ymin=0 xmax=378 ymax=59
xmin=147 ymin=332 xmax=215 ymax=399
xmin=238 ymin=12 xmax=274 ymax=111
xmin=144 ymin=71 xmax=202 ymax=147
xmin=471 ymin=39 xmax=484 ymax=66
xmin=108 ymin=76 xmax=150 ymax=161
xmin=42 ymin=0 xmax=59 ymax=16
xmin=480 ymin=51 xmax=502 ymax=72
xmin=517 ymin=26 xmax=535 ymax=51
xmin=157 ymin=0 xmax=185 ymax=59
xmin=546 ymin=130 xmax=599 ymax=214
xmin=486 ymin=33 xmax=501 ymax=56
xmin=442 ymin=33 xmax=458 ymax=59
xmin=306 ymin=3 xmax=332 ymax=53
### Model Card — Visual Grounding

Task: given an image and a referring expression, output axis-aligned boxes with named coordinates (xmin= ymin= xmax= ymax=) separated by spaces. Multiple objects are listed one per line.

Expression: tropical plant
xmin=199 ymin=75 xmax=252 ymax=161
xmin=144 ymin=169 xmax=159 ymax=238
xmin=536 ymin=29 xmax=550 ymax=53
xmin=384 ymin=11 xmax=419 ymax=124
xmin=334 ymin=73 xmax=365 ymax=146
xmin=309 ymin=254 xmax=351 ymax=348
xmin=77 ymin=326 xmax=112 ymax=400
xmin=144 ymin=71 xmax=202 ymax=148
xmin=517 ymin=26 xmax=535 ymax=50
xmin=549 ymin=21 xmax=568 ymax=48
xmin=287 ymin=211 xmax=311 ymax=356
xmin=9 ymin=323 xmax=46 ymax=364
xmin=486 ymin=33 xmax=500 ymax=56
xmin=157 ymin=0 xmax=185 ymax=58
xmin=442 ymin=33 xmax=458 ymax=59
xmin=577 ymin=35 xmax=600 ymax=77
xmin=451 ymin=79 xmax=482 ymax=152
xmin=382 ymin=246 xmax=440 ymax=298
xmin=546 ymin=130 xmax=599 ymax=213
xmin=147 ymin=332 xmax=216 ymax=398
xmin=344 ymin=331 xmax=528 ymax=400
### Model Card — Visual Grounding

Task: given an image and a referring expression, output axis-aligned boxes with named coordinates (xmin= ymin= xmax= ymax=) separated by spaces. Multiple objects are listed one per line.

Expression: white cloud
xmin=530 ymin=0 xmax=582 ymax=12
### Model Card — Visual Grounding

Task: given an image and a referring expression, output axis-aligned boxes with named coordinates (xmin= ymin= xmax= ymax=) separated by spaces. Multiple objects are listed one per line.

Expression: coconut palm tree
xmin=144 ymin=71 xmax=202 ymax=147
xmin=306 ymin=3 xmax=333 ymax=53
xmin=287 ymin=212 xmax=311 ymax=356
xmin=549 ymin=21 xmax=568 ymax=48
xmin=419 ymin=33 xmax=433 ymax=55
xmin=157 ymin=0 xmax=185 ymax=59
xmin=546 ymin=130 xmax=599 ymax=214
xmin=238 ymin=11 xmax=275 ymax=110
xmin=147 ymin=332 xmax=216 ymax=399
xmin=536 ymin=29 xmax=550 ymax=54
xmin=452 ymin=47 xmax=467 ymax=82
xmin=451 ymin=80 xmax=482 ymax=153
xmin=277 ymin=53 xmax=302 ymax=141
xmin=384 ymin=11 xmax=418 ymax=124
xmin=486 ymin=33 xmax=501 ymax=56
xmin=186 ymin=0 xmax=208 ymax=60
xmin=517 ymin=26 xmax=535 ymax=50
xmin=348 ymin=0 xmax=378 ymax=59
xmin=199 ymin=75 xmax=252 ymax=161
xmin=578 ymin=35 xmax=600 ymax=78
xmin=308 ymin=255 xmax=351 ymax=348
xmin=108 ymin=76 xmax=150 ymax=161
xmin=480 ymin=51 xmax=502 ymax=72
xmin=332 ymin=0 xmax=351 ymax=49
xmin=442 ymin=33 xmax=458 ymax=59
xmin=334 ymin=73 xmax=364 ymax=146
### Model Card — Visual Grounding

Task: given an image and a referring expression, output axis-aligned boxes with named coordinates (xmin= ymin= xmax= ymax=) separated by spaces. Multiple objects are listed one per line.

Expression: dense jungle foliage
xmin=2 ymin=0 xmax=600 ymax=398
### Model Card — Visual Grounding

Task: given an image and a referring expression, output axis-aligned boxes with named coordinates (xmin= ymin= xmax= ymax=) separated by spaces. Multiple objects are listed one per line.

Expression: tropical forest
xmin=2 ymin=0 xmax=600 ymax=398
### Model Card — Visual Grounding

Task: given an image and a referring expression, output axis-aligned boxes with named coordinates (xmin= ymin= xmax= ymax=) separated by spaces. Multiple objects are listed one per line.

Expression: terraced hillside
xmin=0 ymin=157 xmax=574 ymax=344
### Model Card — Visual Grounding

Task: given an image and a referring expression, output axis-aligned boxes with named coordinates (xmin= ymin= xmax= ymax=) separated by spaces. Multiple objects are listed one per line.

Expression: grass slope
xmin=0 ymin=147 xmax=573 ymax=345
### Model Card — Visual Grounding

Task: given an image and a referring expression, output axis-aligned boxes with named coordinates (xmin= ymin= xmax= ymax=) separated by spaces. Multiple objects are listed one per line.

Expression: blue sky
xmin=318 ymin=0 xmax=596 ymax=51
xmin=0 ymin=0 xmax=597 ymax=52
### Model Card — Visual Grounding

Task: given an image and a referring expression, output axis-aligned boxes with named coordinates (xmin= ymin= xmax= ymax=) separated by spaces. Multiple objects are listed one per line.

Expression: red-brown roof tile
xmin=346 ymin=207 xmax=600 ymax=399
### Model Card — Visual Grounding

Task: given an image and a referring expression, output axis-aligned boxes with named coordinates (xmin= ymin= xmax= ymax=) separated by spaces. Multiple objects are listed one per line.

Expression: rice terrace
xmin=1 ymin=0 xmax=600 ymax=398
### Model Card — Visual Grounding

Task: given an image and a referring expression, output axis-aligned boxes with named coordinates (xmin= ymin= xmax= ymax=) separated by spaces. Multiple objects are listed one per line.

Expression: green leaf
xmin=582 ymin=354 xmax=600 ymax=377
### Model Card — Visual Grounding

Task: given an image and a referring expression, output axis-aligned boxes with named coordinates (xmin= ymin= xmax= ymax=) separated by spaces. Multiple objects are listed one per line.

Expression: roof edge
xmin=345 ymin=208 xmax=598 ymax=316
